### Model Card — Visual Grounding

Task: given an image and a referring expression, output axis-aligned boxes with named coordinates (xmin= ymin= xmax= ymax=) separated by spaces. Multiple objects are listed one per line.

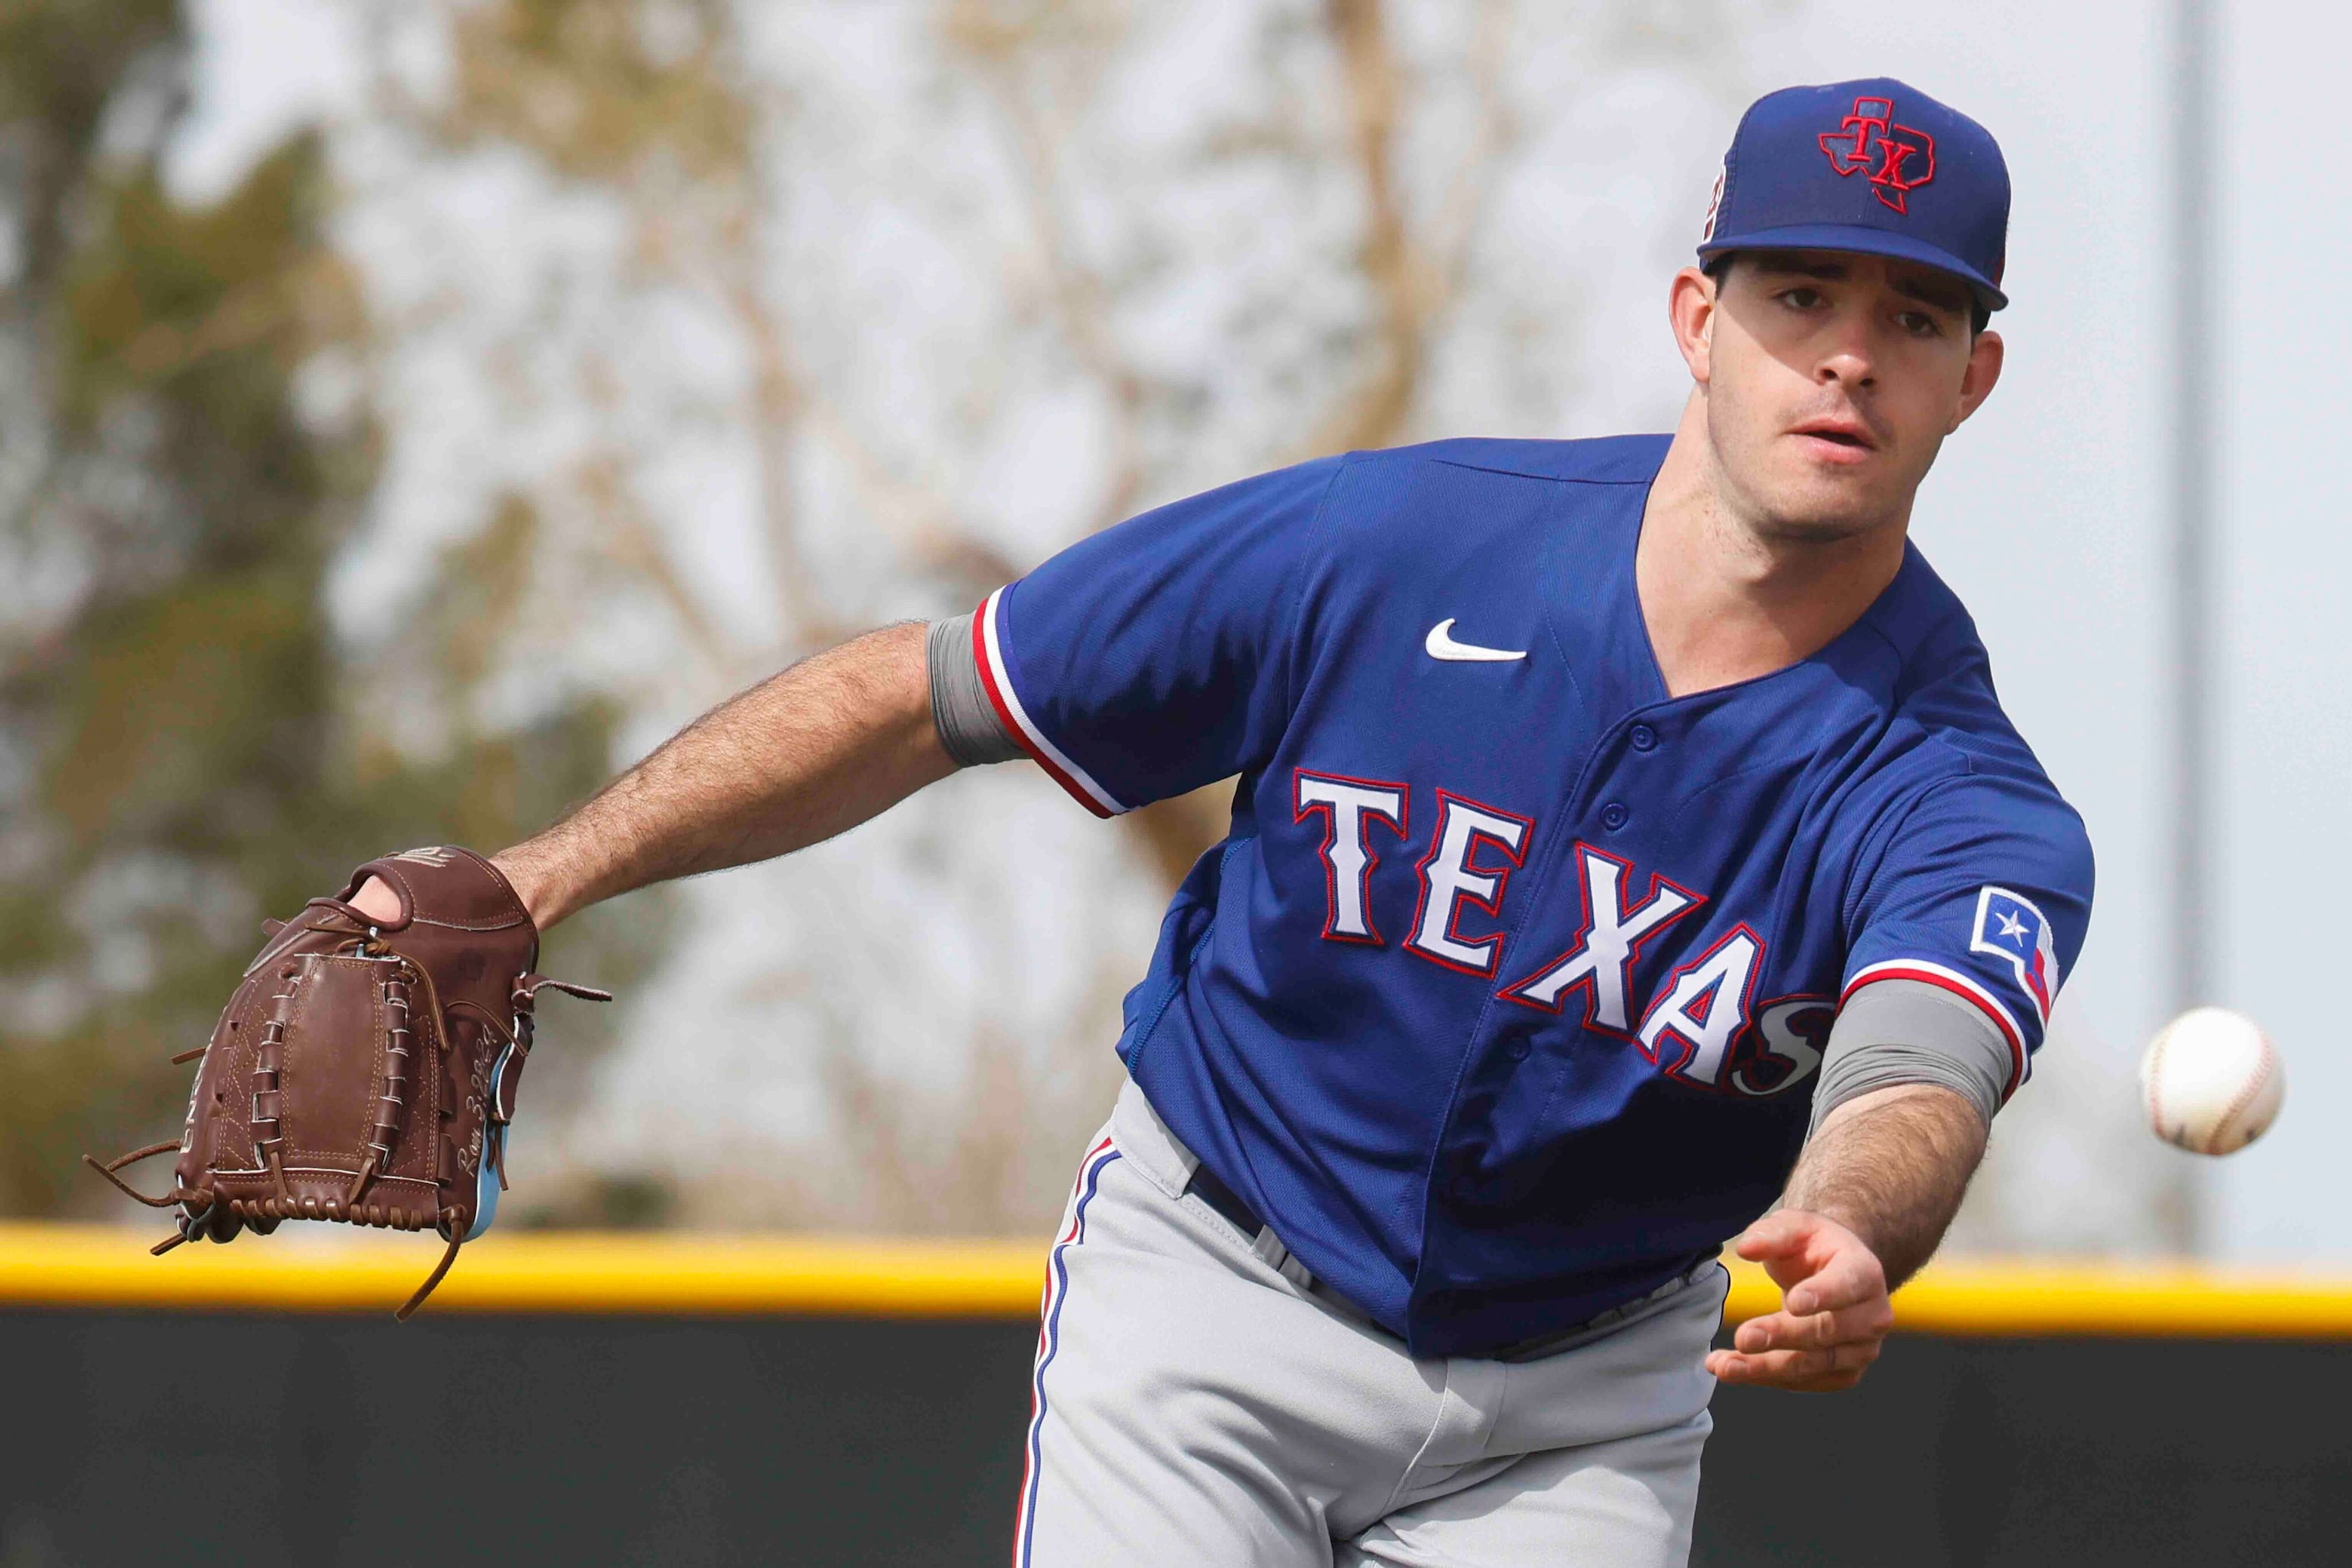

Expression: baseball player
xmin=352 ymin=78 xmax=2091 ymax=1564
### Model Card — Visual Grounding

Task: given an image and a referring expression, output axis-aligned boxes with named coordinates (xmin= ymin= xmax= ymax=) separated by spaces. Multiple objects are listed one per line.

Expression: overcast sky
xmin=169 ymin=1 xmax=2343 ymax=1258
xmin=1749 ymin=1 xmax=2343 ymax=1258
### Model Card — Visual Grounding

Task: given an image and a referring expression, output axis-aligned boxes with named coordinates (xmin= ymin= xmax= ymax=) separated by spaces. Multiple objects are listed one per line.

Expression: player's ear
xmin=1951 ymin=326 xmax=2003 ymax=429
xmin=1670 ymin=266 xmax=1717 ymax=384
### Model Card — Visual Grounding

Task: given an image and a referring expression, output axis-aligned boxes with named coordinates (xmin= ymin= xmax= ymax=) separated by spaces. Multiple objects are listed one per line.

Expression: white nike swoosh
xmin=1424 ymin=619 xmax=1526 ymax=663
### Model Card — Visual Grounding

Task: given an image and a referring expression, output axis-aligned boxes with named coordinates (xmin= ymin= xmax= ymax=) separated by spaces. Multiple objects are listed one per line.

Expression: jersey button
xmin=1601 ymin=802 xmax=1630 ymax=830
xmin=1502 ymin=1036 xmax=1532 ymax=1062
xmin=1629 ymin=724 xmax=1657 ymax=751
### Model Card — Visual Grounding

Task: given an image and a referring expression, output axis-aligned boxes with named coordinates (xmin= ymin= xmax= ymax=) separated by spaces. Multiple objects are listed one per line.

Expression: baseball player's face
xmin=1673 ymin=250 xmax=2004 ymax=542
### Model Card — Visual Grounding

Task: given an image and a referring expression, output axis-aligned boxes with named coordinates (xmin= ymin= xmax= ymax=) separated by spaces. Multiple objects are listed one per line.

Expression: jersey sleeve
xmin=973 ymin=456 xmax=1346 ymax=816
xmin=1840 ymin=775 xmax=2095 ymax=1100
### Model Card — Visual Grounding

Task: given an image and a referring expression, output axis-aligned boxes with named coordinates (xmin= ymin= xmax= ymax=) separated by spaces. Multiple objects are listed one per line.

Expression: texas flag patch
xmin=1970 ymin=886 xmax=2060 ymax=1024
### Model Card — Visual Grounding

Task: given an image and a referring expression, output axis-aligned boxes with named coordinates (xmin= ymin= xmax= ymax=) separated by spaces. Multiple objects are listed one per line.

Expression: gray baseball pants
xmin=1014 ymin=1079 xmax=1729 ymax=1566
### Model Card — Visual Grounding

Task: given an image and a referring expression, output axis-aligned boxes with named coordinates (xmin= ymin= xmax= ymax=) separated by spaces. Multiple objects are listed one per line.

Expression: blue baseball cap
xmin=1697 ymin=78 xmax=2010 ymax=311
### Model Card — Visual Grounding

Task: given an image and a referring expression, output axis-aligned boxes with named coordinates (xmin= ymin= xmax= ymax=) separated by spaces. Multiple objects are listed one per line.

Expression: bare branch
xmin=1304 ymin=0 xmax=1434 ymax=455
xmin=1302 ymin=0 xmax=1512 ymax=458
xmin=574 ymin=453 xmax=741 ymax=675
xmin=1434 ymin=0 xmax=1515 ymax=300
xmin=952 ymin=1 xmax=1150 ymax=534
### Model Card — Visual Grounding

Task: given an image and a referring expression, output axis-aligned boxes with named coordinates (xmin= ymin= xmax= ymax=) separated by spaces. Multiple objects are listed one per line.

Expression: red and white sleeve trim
xmin=973 ymin=588 xmax=1128 ymax=819
xmin=1842 ymin=958 xmax=2030 ymax=1101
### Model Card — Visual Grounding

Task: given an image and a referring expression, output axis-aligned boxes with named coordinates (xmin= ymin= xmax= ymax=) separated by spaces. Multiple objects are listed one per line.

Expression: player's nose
xmin=1811 ymin=300 xmax=1879 ymax=390
xmin=1814 ymin=332 xmax=1875 ymax=391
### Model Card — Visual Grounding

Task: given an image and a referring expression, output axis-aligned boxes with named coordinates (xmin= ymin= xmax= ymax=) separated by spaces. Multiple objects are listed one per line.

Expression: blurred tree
xmin=5 ymin=2 xmax=2129 ymax=1256
xmin=333 ymin=0 xmax=1687 ymax=1235
xmin=0 ymin=0 xmax=666 ymax=1220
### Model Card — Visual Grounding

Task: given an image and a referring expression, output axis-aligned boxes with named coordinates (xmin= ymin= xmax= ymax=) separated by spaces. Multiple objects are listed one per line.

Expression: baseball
xmin=2139 ymin=1007 xmax=2284 ymax=1156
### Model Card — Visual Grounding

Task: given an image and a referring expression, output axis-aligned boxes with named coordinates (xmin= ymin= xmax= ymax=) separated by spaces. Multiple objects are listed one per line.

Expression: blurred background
xmin=10 ymin=0 xmax=2329 ymax=1259
xmin=8 ymin=2 xmax=2351 ymax=1563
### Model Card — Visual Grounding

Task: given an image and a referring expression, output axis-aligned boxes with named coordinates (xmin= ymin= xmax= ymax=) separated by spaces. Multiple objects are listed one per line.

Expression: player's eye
xmin=1896 ymin=309 xmax=1946 ymax=339
xmin=1777 ymin=286 xmax=1824 ymax=311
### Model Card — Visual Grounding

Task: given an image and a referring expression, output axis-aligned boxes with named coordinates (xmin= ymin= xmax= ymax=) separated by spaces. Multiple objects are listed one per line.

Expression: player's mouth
xmin=1788 ymin=416 xmax=1879 ymax=465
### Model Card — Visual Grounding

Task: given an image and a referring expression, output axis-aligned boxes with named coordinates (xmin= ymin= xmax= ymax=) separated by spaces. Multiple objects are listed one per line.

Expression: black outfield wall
xmin=2 ymin=1310 xmax=2344 ymax=1565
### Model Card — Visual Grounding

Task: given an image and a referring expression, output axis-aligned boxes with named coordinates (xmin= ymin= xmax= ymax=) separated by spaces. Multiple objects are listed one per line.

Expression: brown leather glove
xmin=88 ymin=846 xmax=609 ymax=1318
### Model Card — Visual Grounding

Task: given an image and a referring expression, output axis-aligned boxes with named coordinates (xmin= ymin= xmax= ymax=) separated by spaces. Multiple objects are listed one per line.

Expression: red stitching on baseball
xmin=2211 ymin=1031 xmax=2276 ymax=1151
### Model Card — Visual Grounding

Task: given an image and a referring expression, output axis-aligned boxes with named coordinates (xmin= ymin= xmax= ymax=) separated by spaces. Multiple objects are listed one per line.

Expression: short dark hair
xmin=1702 ymin=252 xmax=1991 ymax=336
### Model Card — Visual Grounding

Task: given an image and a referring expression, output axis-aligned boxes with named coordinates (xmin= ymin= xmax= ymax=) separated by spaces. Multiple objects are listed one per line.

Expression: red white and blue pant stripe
xmin=1012 ymin=1134 xmax=1122 ymax=1566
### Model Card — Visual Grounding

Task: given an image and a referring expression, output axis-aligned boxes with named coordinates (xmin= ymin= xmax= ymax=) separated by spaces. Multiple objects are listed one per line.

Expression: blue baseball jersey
xmin=969 ymin=434 xmax=2093 ymax=1358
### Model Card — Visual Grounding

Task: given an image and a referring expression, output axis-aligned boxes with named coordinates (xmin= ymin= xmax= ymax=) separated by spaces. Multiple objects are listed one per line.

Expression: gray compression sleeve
xmin=927 ymin=613 xmax=1025 ymax=766
xmin=1808 ymin=979 xmax=2012 ymax=1136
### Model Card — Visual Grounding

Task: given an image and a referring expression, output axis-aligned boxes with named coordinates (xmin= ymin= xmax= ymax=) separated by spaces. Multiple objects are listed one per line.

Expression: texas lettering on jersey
xmin=1294 ymin=766 xmax=1834 ymax=1100
xmin=977 ymin=436 xmax=2095 ymax=1356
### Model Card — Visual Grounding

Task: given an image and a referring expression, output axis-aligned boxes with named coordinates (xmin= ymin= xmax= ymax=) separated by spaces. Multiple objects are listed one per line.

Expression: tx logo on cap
xmin=1818 ymin=95 xmax=1935 ymax=214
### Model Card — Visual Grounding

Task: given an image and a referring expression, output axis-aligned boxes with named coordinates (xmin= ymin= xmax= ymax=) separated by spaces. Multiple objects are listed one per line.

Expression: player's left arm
xmin=1705 ymin=1081 xmax=1985 ymax=1393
